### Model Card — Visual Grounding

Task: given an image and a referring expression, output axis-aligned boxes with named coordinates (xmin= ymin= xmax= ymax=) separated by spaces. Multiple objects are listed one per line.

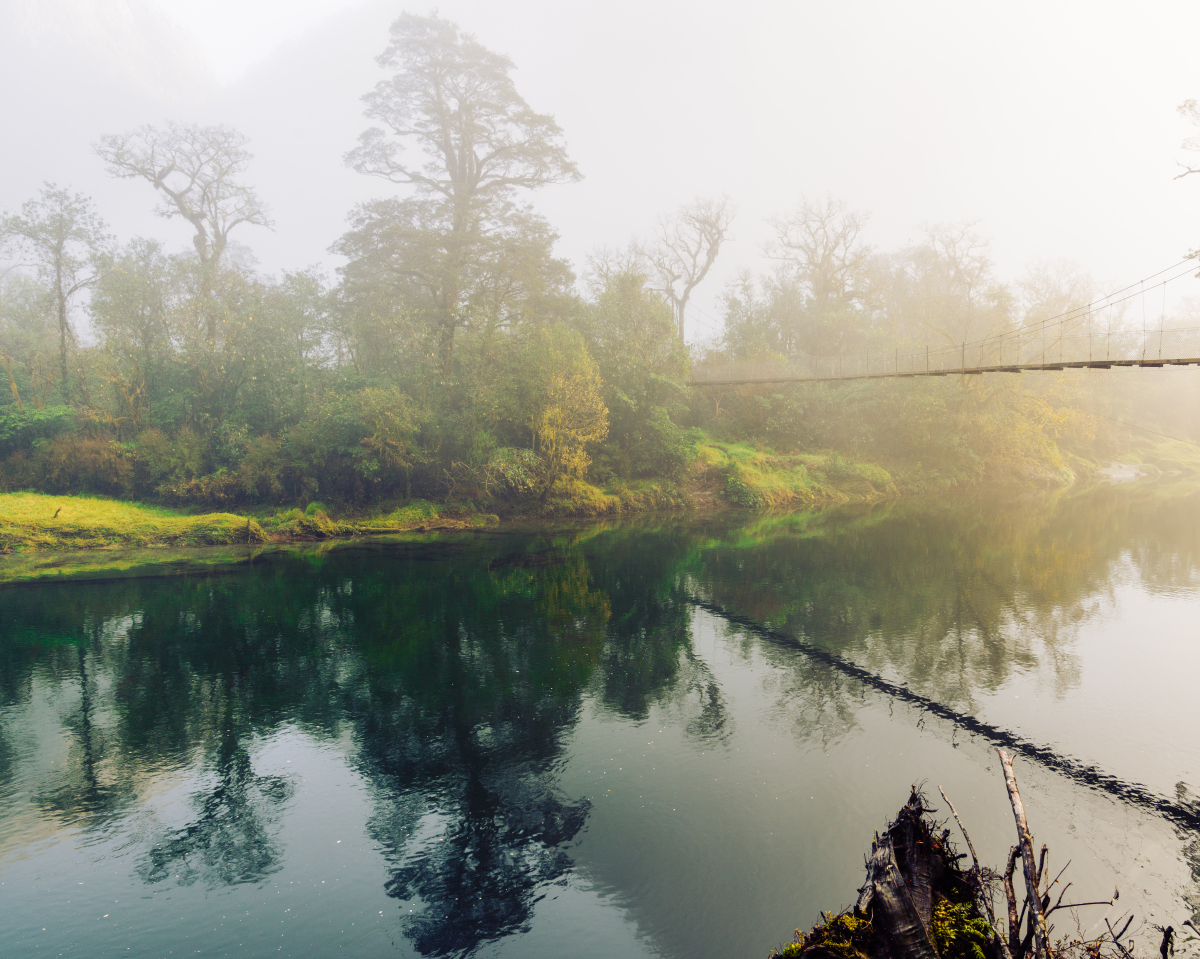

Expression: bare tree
xmin=767 ymin=197 xmax=873 ymax=310
xmin=0 ymin=232 xmax=20 ymax=283
xmin=345 ymin=12 xmax=579 ymax=374
xmin=895 ymin=223 xmax=1010 ymax=348
xmin=0 ymin=184 xmax=109 ymax=392
xmin=640 ymin=196 xmax=735 ymax=343
xmin=95 ymin=122 xmax=271 ymax=337
xmin=1175 ymin=99 xmax=1200 ymax=179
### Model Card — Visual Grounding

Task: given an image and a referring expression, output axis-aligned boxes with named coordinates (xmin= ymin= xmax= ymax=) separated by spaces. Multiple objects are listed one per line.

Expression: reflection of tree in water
xmin=683 ymin=488 xmax=1200 ymax=713
xmin=0 ymin=537 xmax=640 ymax=956
xmin=344 ymin=550 xmax=607 ymax=955
xmin=361 ymin=706 xmax=590 ymax=954
xmin=11 ymin=489 xmax=1190 ymax=950
xmin=1174 ymin=783 xmax=1200 ymax=925
xmin=138 ymin=714 xmax=293 ymax=886
xmin=579 ymin=523 xmax=735 ymax=743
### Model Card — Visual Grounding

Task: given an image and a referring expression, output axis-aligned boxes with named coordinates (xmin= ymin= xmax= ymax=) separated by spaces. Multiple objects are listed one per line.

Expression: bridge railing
xmin=691 ymin=326 xmax=1200 ymax=384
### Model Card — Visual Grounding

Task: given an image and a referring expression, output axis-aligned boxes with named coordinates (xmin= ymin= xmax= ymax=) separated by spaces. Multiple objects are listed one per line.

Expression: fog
xmin=4 ymin=0 xmax=1200 ymax=336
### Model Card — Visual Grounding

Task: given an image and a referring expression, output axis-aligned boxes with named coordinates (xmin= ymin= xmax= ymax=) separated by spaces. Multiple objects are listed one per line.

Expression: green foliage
xmin=3 ymin=17 xmax=1159 ymax=523
xmin=769 ymin=913 xmax=875 ymax=959
xmin=931 ymin=899 xmax=994 ymax=959
xmin=722 ymin=466 xmax=758 ymax=506
xmin=0 ymin=404 xmax=75 ymax=456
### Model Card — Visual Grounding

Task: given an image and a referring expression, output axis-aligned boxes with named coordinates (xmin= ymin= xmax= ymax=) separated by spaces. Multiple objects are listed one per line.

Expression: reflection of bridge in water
xmin=692 ymin=259 xmax=1200 ymax=386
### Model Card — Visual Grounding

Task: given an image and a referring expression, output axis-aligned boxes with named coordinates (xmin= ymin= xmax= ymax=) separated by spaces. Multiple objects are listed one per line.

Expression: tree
xmin=528 ymin=328 xmax=608 ymax=500
xmin=765 ymin=197 xmax=875 ymax=357
xmin=89 ymin=238 xmax=174 ymax=433
xmin=345 ymin=12 xmax=579 ymax=374
xmin=639 ymin=196 xmax=734 ymax=343
xmin=577 ymin=254 xmax=692 ymax=478
xmin=1 ymin=184 xmax=109 ymax=392
xmin=1176 ymin=99 xmax=1200 ymax=179
xmin=94 ymin=123 xmax=271 ymax=337
xmin=889 ymin=224 xmax=1010 ymax=349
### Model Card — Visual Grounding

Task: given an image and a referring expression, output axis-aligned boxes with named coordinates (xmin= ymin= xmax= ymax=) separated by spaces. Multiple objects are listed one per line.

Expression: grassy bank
xmin=0 ymin=444 xmax=908 ymax=554
xmin=0 ymin=493 xmax=502 ymax=553
xmin=0 ymin=492 xmax=267 ymax=552
xmin=692 ymin=441 xmax=898 ymax=507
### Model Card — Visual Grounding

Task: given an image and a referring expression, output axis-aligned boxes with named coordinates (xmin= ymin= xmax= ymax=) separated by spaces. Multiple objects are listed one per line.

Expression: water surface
xmin=2 ymin=483 xmax=1199 ymax=958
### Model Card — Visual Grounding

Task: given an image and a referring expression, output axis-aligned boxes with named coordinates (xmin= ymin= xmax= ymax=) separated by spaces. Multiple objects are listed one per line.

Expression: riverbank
xmin=4 ymin=437 xmax=1194 ymax=555
xmin=0 ymin=492 xmax=499 ymax=553
xmin=0 ymin=444 xmax=903 ymax=554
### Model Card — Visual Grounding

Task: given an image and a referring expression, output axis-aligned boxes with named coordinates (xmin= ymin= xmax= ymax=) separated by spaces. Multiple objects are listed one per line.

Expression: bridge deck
xmin=691 ymin=357 xmax=1200 ymax=387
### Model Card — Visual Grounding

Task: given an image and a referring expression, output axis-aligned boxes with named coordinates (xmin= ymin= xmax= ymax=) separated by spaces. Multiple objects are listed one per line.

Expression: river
xmin=2 ymin=481 xmax=1199 ymax=959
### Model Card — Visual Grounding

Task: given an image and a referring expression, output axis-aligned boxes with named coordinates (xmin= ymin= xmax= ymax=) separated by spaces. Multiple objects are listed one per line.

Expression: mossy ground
xmin=0 ymin=492 xmax=266 ymax=552
xmin=253 ymin=499 xmax=498 ymax=538
xmin=0 ymin=442 xmax=902 ymax=556
xmin=531 ymin=477 xmax=691 ymax=516
xmin=770 ymin=901 xmax=994 ymax=959
xmin=0 ymin=493 xmax=502 ymax=554
xmin=694 ymin=441 xmax=898 ymax=508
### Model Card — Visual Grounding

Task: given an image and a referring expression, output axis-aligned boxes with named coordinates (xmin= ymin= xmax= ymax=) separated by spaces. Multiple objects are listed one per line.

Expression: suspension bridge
xmin=691 ymin=258 xmax=1200 ymax=387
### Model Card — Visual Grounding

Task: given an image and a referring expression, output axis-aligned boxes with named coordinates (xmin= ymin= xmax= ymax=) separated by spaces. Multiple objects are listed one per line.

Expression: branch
xmin=998 ymin=749 xmax=1051 ymax=959
xmin=939 ymin=785 xmax=1013 ymax=959
xmin=1005 ymin=846 xmax=1022 ymax=959
xmin=1106 ymin=917 xmax=1137 ymax=959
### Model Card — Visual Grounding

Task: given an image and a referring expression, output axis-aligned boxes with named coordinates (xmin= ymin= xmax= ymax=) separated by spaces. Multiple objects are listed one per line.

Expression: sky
xmin=3 ymin=0 xmax=1200 ymax=342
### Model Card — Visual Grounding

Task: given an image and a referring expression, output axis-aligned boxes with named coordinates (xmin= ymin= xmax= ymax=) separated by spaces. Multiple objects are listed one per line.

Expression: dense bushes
xmin=0 ymin=405 xmax=75 ymax=457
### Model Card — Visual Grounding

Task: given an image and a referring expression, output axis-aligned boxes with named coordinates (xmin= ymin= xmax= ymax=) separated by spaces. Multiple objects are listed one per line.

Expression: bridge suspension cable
xmin=692 ymin=256 xmax=1200 ymax=385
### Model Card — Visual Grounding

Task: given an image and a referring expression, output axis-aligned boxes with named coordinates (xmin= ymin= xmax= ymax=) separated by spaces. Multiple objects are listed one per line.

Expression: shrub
xmin=32 ymin=434 xmax=136 ymax=498
xmin=721 ymin=466 xmax=758 ymax=507
xmin=0 ymin=405 xmax=76 ymax=457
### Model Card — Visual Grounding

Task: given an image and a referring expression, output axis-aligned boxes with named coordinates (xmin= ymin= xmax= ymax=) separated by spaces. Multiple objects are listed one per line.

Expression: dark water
xmin=2 ymin=483 xmax=1200 ymax=959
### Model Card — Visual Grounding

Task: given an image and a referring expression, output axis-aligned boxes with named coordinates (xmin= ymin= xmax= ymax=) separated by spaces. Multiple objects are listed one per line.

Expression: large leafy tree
xmin=763 ymin=196 xmax=876 ymax=359
xmin=344 ymin=12 xmax=580 ymax=375
xmin=578 ymin=255 xmax=692 ymax=478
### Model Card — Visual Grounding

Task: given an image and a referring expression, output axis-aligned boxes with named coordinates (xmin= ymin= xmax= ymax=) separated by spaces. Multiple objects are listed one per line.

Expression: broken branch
xmin=998 ymin=748 xmax=1051 ymax=959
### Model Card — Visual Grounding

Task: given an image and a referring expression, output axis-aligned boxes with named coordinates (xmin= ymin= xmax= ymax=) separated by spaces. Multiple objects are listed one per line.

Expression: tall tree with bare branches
xmin=639 ymin=196 xmax=734 ymax=343
xmin=764 ymin=196 xmax=875 ymax=357
xmin=95 ymin=122 xmax=271 ymax=338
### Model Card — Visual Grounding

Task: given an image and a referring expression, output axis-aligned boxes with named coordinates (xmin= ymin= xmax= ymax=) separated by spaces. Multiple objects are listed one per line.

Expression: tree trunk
xmin=854 ymin=793 xmax=942 ymax=959
xmin=56 ymin=255 xmax=69 ymax=393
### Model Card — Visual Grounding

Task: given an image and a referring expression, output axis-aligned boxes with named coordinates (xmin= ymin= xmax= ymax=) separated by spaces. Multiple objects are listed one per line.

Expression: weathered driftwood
xmin=775 ymin=790 xmax=992 ymax=959
xmin=772 ymin=767 xmax=1149 ymax=959
xmin=852 ymin=792 xmax=949 ymax=959
xmin=997 ymin=750 xmax=1050 ymax=959
xmin=855 ymin=834 xmax=940 ymax=959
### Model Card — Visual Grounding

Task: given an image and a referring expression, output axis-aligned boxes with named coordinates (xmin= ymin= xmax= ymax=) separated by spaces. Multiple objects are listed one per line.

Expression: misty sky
xmin=4 ymin=0 xmax=1200 ymax=341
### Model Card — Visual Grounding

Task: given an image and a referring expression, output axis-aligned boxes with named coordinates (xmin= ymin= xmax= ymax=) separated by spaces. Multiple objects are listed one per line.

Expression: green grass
xmin=696 ymin=441 xmax=898 ymax=507
xmin=256 ymin=499 xmax=498 ymax=538
xmin=0 ymin=492 xmax=265 ymax=553
xmin=533 ymin=478 xmax=690 ymax=516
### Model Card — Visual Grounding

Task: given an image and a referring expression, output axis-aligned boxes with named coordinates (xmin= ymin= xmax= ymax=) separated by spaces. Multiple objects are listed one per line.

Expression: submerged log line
xmin=687 ymin=595 xmax=1200 ymax=832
